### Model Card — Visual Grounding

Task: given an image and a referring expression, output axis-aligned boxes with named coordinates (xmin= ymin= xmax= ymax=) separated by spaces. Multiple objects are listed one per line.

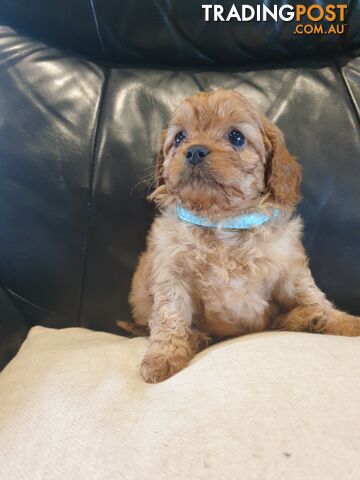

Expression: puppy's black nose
xmin=185 ymin=145 xmax=210 ymax=165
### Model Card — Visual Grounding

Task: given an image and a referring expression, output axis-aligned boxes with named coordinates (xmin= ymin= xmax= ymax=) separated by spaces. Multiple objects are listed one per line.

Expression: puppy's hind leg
xmin=129 ymin=252 xmax=153 ymax=326
xmin=117 ymin=252 xmax=153 ymax=336
xmin=272 ymin=258 xmax=360 ymax=336
xmin=274 ymin=306 xmax=360 ymax=336
xmin=116 ymin=320 xmax=149 ymax=337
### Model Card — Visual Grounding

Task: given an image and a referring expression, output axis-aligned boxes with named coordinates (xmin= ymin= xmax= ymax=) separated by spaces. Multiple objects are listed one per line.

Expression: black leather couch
xmin=1 ymin=1 xmax=360 ymax=370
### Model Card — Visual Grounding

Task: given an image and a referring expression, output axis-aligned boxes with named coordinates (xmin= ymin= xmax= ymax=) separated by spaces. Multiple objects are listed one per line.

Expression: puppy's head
xmin=152 ymin=89 xmax=301 ymax=219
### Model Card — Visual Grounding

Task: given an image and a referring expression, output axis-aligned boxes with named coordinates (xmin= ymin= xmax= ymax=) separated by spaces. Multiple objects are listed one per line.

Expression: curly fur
xmin=123 ymin=89 xmax=360 ymax=383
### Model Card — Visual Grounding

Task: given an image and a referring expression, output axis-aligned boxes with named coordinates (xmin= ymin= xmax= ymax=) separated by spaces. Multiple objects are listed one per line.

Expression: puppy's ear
xmin=148 ymin=129 xmax=168 ymax=205
xmin=154 ymin=129 xmax=168 ymax=187
xmin=263 ymin=118 xmax=302 ymax=209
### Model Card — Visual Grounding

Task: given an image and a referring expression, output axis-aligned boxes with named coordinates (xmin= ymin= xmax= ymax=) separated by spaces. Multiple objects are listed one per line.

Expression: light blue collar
xmin=176 ymin=204 xmax=280 ymax=230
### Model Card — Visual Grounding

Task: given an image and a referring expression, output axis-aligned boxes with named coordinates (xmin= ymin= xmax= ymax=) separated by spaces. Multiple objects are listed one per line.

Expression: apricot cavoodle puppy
xmin=118 ymin=89 xmax=360 ymax=383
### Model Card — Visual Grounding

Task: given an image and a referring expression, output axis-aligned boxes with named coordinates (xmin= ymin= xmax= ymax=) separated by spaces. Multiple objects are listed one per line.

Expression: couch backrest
xmin=0 ymin=5 xmax=360 ymax=344
xmin=1 ymin=0 xmax=359 ymax=66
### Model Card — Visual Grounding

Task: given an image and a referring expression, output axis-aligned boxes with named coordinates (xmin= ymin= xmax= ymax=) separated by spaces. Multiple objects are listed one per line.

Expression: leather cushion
xmin=0 ymin=25 xmax=359 ymax=337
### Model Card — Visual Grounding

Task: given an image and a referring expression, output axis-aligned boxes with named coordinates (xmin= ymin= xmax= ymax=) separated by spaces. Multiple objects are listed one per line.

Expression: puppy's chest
xmin=181 ymin=230 xmax=279 ymax=314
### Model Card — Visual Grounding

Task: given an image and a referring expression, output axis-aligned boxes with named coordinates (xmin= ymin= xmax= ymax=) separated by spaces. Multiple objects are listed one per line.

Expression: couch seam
xmin=5 ymin=288 xmax=59 ymax=318
xmin=77 ymin=68 xmax=110 ymax=326
xmin=334 ymin=58 xmax=360 ymax=125
xmin=88 ymin=0 xmax=107 ymax=57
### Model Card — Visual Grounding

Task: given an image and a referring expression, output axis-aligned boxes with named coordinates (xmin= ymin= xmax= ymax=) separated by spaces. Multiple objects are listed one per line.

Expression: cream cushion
xmin=0 ymin=326 xmax=360 ymax=479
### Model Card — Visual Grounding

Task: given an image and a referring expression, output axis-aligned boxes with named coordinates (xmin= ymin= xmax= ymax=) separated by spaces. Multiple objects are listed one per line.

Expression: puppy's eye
xmin=174 ymin=131 xmax=187 ymax=147
xmin=228 ymin=129 xmax=245 ymax=148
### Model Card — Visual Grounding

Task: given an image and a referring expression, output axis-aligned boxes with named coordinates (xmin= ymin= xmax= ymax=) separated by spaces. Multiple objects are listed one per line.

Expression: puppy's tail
xmin=116 ymin=320 xmax=149 ymax=337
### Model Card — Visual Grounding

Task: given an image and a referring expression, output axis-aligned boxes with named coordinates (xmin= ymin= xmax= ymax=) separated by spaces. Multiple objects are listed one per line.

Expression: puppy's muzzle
xmin=185 ymin=145 xmax=210 ymax=166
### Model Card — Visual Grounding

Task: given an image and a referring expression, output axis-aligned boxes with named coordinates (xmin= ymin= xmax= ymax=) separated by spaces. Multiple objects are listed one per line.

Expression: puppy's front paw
xmin=139 ymin=353 xmax=189 ymax=383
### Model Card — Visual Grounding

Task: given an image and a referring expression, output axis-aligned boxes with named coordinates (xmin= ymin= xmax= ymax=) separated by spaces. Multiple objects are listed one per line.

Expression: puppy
xmin=121 ymin=89 xmax=360 ymax=383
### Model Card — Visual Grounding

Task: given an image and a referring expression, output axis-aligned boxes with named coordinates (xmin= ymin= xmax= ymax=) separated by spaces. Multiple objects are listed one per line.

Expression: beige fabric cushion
xmin=0 ymin=326 xmax=360 ymax=480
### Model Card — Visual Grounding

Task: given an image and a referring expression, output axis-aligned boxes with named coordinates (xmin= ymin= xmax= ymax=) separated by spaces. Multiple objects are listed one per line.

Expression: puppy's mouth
xmin=177 ymin=163 xmax=221 ymax=188
xmin=166 ymin=152 xmax=254 ymax=219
